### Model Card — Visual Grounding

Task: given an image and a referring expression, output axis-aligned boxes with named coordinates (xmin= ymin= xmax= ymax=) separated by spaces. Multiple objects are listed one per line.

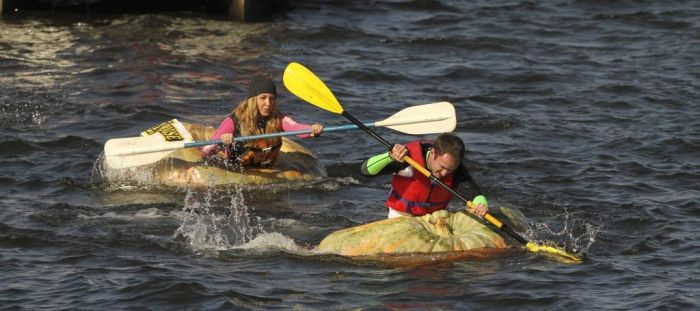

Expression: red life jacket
xmin=386 ymin=141 xmax=455 ymax=216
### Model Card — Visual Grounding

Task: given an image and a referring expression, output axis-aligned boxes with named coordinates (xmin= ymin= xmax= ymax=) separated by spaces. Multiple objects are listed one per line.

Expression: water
xmin=2 ymin=1 xmax=699 ymax=309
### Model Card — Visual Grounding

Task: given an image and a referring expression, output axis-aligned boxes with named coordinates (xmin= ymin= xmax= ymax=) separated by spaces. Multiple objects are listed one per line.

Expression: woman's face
xmin=255 ymin=93 xmax=276 ymax=117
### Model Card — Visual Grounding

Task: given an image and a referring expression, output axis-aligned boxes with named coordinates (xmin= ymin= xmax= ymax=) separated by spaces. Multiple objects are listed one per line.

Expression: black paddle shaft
xmin=341 ymin=112 xmax=393 ymax=149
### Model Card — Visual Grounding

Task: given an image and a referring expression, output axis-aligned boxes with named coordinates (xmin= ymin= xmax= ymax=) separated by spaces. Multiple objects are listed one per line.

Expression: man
xmin=361 ymin=133 xmax=489 ymax=218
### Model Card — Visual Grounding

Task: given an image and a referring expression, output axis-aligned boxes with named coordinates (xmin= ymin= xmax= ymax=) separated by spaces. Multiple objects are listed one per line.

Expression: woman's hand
xmin=389 ymin=144 xmax=407 ymax=162
xmin=310 ymin=124 xmax=324 ymax=137
xmin=220 ymin=133 xmax=234 ymax=145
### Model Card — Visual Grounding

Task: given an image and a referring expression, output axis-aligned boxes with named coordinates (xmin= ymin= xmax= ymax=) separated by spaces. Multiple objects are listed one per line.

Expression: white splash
xmin=528 ymin=205 xmax=601 ymax=254
xmin=174 ymin=185 xmax=263 ymax=254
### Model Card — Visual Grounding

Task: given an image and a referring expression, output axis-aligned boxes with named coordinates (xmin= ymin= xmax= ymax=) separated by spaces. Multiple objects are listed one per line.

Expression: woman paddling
xmin=201 ymin=74 xmax=324 ymax=169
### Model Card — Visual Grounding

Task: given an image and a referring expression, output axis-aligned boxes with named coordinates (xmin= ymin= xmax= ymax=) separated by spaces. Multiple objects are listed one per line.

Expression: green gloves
xmin=472 ymin=195 xmax=488 ymax=208
xmin=364 ymin=152 xmax=393 ymax=175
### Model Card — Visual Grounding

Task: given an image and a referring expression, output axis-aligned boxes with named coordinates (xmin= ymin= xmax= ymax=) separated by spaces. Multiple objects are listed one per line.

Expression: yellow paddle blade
xmin=283 ymin=62 xmax=344 ymax=114
xmin=525 ymin=242 xmax=583 ymax=263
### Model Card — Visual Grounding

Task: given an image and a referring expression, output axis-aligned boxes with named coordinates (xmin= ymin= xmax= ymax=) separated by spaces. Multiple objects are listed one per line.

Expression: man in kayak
xmin=361 ymin=133 xmax=489 ymax=219
xmin=201 ymin=74 xmax=324 ymax=169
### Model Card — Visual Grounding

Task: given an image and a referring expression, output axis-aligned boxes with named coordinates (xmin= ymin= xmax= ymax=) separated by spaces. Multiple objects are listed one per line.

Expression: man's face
xmin=428 ymin=151 xmax=459 ymax=178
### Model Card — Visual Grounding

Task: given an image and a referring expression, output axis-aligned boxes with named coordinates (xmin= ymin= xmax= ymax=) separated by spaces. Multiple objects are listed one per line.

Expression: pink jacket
xmin=201 ymin=113 xmax=313 ymax=159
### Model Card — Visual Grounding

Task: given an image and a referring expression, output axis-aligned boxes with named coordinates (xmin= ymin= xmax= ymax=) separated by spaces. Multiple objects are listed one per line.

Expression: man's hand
xmin=390 ymin=144 xmax=407 ymax=162
xmin=469 ymin=195 xmax=489 ymax=217
xmin=470 ymin=202 xmax=489 ymax=217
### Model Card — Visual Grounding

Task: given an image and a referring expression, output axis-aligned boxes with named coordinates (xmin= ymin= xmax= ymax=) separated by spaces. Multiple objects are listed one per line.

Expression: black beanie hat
xmin=247 ymin=75 xmax=276 ymax=98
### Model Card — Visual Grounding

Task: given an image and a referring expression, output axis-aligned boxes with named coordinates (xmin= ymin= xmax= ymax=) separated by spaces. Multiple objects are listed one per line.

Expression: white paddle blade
xmin=375 ymin=101 xmax=456 ymax=135
xmin=104 ymin=136 xmax=186 ymax=156
xmin=103 ymin=136 xmax=186 ymax=169
xmin=105 ymin=149 xmax=176 ymax=170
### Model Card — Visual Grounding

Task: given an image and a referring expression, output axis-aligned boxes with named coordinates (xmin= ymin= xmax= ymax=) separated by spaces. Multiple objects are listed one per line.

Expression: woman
xmin=201 ymin=74 xmax=323 ymax=169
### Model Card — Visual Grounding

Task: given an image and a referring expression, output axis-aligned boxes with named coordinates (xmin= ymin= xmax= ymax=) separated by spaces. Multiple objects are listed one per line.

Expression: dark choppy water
xmin=2 ymin=1 xmax=699 ymax=309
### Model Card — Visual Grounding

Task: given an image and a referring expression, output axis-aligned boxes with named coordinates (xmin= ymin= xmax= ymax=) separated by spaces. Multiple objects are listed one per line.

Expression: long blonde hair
xmin=230 ymin=97 xmax=282 ymax=146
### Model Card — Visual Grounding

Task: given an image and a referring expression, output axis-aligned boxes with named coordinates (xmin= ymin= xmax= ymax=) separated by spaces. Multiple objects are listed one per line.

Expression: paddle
xmin=282 ymin=61 xmax=582 ymax=263
xmin=104 ymin=101 xmax=456 ymax=169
